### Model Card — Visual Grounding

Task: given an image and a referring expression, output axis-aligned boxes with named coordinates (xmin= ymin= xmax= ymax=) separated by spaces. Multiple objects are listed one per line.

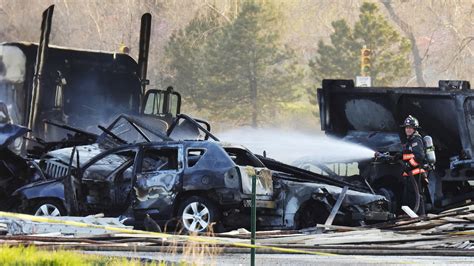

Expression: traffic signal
xmin=360 ymin=48 xmax=371 ymax=77
xmin=119 ymin=43 xmax=130 ymax=54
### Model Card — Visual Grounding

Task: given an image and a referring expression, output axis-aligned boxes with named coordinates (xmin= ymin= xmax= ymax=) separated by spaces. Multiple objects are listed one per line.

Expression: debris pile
xmin=0 ymin=204 xmax=473 ymax=256
xmin=216 ymin=204 xmax=474 ymax=255
xmin=0 ymin=214 xmax=130 ymax=236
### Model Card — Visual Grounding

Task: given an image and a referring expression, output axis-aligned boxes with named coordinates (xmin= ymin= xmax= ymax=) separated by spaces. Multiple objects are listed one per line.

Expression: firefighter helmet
xmin=400 ymin=115 xmax=420 ymax=128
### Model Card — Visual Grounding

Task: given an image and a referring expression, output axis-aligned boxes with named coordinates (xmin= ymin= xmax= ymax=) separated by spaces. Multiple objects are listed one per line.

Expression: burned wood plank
xmin=0 ymin=235 xmax=114 ymax=244
xmin=378 ymin=209 xmax=472 ymax=230
xmin=324 ymin=186 xmax=348 ymax=227
xmin=315 ymin=224 xmax=371 ymax=232
xmin=305 ymin=234 xmax=443 ymax=246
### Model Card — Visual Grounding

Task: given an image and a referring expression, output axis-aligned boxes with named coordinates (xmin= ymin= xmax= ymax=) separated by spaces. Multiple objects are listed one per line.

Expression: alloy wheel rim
xmin=35 ymin=204 xmax=61 ymax=216
xmin=181 ymin=202 xmax=210 ymax=232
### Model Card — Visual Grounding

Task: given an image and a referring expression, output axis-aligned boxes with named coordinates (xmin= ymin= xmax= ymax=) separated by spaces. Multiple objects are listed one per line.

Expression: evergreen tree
xmin=165 ymin=1 xmax=302 ymax=128
xmin=164 ymin=11 xmax=222 ymax=110
xmin=202 ymin=1 xmax=301 ymax=127
xmin=308 ymin=2 xmax=411 ymax=115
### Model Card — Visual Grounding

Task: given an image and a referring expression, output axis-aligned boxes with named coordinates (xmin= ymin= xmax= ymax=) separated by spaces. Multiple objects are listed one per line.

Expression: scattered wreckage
xmin=1 ymin=114 xmax=393 ymax=233
xmin=0 ymin=123 xmax=45 ymax=211
xmin=0 ymin=5 xmax=394 ymax=234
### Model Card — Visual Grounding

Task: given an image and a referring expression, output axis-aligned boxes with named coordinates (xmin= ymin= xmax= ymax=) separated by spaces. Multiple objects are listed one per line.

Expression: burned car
xmin=10 ymin=114 xmax=392 ymax=232
xmin=13 ymin=141 xmax=391 ymax=232
xmin=0 ymin=122 xmax=46 ymax=210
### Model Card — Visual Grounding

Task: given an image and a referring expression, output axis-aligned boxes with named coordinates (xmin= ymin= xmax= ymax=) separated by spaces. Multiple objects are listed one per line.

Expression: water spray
xmin=219 ymin=128 xmax=375 ymax=165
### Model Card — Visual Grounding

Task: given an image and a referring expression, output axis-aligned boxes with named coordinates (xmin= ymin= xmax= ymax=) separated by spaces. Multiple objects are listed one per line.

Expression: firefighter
xmin=400 ymin=115 xmax=428 ymax=215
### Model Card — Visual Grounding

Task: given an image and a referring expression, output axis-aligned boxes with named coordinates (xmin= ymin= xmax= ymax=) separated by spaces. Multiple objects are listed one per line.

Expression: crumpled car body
xmin=14 ymin=138 xmax=392 ymax=230
xmin=14 ymin=141 xmax=271 ymax=221
xmin=0 ymin=123 xmax=46 ymax=210
xmin=9 ymin=112 xmax=392 ymax=230
xmin=255 ymin=156 xmax=392 ymax=229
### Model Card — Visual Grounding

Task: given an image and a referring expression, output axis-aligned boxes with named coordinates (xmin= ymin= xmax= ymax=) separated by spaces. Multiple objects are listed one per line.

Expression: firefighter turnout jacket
xmin=402 ymin=132 xmax=426 ymax=177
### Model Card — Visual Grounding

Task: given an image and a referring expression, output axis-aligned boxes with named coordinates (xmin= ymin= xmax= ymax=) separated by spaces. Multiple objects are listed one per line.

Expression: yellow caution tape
xmin=0 ymin=211 xmax=335 ymax=256
xmin=450 ymin=231 xmax=474 ymax=235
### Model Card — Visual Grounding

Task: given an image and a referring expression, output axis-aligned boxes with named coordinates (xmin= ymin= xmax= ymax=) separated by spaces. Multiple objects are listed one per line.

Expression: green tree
xmin=308 ymin=2 xmax=411 ymax=115
xmin=164 ymin=11 xmax=223 ymax=110
xmin=165 ymin=1 xmax=302 ymax=128
xmin=202 ymin=1 xmax=302 ymax=127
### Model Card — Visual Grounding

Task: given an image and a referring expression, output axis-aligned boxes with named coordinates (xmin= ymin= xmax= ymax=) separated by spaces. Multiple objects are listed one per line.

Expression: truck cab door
xmin=141 ymin=87 xmax=181 ymax=125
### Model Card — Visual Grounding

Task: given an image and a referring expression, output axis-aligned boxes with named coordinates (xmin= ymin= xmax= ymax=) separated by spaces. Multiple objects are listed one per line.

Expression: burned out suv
xmin=12 ymin=115 xmax=392 ymax=232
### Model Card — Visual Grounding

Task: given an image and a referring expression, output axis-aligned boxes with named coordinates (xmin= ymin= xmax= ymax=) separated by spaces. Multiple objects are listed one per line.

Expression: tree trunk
xmin=381 ymin=0 xmax=426 ymax=86
xmin=250 ymin=74 xmax=258 ymax=128
xmin=249 ymin=55 xmax=258 ymax=128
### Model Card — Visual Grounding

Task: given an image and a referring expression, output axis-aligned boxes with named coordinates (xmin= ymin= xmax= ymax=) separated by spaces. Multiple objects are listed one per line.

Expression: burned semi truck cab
xmin=0 ymin=42 xmax=141 ymax=138
xmin=317 ymin=79 xmax=473 ymax=211
xmin=0 ymin=7 xmax=181 ymax=149
xmin=0 ymin=42 xmax=181 ymax=143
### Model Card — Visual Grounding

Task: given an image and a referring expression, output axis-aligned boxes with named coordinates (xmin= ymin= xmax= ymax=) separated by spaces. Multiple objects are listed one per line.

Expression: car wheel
xmin=32 ymin=200 xmax=65 ymax=217
xmin=177 ymin=196 xmax=220 ymax=233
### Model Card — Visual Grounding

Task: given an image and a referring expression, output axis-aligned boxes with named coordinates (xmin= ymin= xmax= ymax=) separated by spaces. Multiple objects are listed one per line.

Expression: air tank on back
xmin=423 ymin=135 xmax=436 ymax=164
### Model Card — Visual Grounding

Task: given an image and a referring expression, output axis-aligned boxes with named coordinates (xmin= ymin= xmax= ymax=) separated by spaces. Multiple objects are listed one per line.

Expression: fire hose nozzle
xmin=374 ymin=151 xmax=393 ymax=161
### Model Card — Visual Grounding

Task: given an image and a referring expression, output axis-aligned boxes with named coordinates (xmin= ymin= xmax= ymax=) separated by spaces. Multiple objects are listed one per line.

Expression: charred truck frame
xmin=318 ymin=79 xmax=474 ymax=213
xmin=0 ymin=5 xmax=181 ymax=150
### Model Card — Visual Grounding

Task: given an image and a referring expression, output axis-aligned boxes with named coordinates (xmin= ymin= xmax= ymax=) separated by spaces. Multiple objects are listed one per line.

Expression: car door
xmin=132 ymin=144 xmax=184 ymax=217
xmin=80 ymin=147 xmax=138 ymax=215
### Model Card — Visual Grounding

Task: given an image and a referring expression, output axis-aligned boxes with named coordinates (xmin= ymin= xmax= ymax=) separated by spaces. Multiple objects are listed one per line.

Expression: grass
xmin=0 ymin=227 xmax=223 ymax=265
xmin=165 ymin=223 xmax=223 ymax=266
xmin=0 ymin=220 xmax=223 ymax=265
xmin=0 ymin=245 xmax=164 ymax=266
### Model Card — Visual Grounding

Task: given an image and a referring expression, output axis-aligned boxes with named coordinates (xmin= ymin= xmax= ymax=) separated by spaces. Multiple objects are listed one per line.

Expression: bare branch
xmin=381 ymin=0 xmax=426 ymax=86
xmin=204 ymin=1 xmax=231 ymax=23
xmin=420 ymin=29 xmax=437 ymax=62
xmin=442 ymin=36 xmax=474 ymax=72
xmin=86 ymin=1 xmax=102 ymax=42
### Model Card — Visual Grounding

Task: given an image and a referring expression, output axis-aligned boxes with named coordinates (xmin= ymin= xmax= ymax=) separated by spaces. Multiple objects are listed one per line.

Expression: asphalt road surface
xmin=83 ymin=251 xmax=474 ymax=265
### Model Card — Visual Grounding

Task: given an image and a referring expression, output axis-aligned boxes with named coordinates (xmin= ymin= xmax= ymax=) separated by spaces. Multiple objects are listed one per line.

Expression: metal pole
xmin=251 ymin=170 xmax=256 ymax=266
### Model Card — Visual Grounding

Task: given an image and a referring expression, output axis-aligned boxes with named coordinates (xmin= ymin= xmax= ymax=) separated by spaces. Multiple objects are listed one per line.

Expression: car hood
xmin=44 ymin=144 xmax=104 ymax=167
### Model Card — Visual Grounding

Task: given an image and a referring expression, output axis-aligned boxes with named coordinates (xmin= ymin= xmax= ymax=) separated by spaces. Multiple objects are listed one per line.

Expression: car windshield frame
xmin=96 ymin=114 xmax=170 ymax=148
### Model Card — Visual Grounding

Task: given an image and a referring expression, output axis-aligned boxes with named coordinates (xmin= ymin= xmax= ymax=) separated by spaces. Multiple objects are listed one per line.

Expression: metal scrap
xmin=0 ymin=214 xmax=131 ymax=236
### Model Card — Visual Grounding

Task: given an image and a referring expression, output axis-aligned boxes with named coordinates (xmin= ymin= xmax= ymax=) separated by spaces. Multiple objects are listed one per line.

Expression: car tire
xmin=31 ymin=200 xmax=66 ymax=217
xmin=177 ymin=196 xmax=220 ymax=233
xmin=377 ymin=188 xmax=397 ymax=213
